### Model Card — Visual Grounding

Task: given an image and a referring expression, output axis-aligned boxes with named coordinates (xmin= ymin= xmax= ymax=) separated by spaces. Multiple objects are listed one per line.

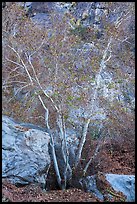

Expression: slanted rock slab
xmin=80 ymin=173 xmax=135 ymax=202
xmin=105 ymin=173 xmax=135 ymax=202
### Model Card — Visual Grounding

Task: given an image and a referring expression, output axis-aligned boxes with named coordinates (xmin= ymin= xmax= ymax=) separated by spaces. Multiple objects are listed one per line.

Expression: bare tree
xmin=2 ymin=2 xmax=135 ymax=190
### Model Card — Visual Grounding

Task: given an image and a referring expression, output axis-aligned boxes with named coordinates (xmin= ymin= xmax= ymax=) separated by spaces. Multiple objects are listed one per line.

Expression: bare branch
xmin=8 ymin=45 xmax=34 ymax=85
xmin=83 ymin=142 xmax=100 ymax=176
xmin=6 ymin=57 xmax=24 ymax=69
xmin=27 ymin=54 xmax=59 ymax=112
xmin=13 ymin=84 xmax=31 ymax=95
xmin=30 ymin=37 xmax=47 ymax=57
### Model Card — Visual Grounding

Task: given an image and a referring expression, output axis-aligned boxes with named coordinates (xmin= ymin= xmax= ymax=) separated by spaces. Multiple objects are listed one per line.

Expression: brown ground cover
xmin=2 ymin=135 xmax=135 ymax=202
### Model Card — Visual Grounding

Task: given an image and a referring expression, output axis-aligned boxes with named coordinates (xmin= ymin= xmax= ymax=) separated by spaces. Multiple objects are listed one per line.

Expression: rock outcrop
xmin=80 ymin=172 xmax=135 ymax=202
xmin=105 ymin=174 xmax=135 ymax=202
xmin=2 ymin=115 xmax=51 ymax=187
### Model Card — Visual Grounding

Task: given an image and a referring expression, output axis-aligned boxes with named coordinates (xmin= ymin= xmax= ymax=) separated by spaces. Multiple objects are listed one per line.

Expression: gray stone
xmin=105 ymin=174 xmax=135 ymax=202
xmin=79 ymin=175 xmax=104 ymax=201
xmin=27 ymin=2 xmax=55 ymax=17
xmin=31 ymin=13 xmax=52 ymax=28
xmin=80 ymin=174 xmax=135 ymax=202
xmin=2 ymin=115 xmax=51 ymax=187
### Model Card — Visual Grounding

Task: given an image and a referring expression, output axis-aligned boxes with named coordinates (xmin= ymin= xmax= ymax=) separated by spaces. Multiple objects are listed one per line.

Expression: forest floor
xmin=2 ymin=134 xmax=135 ymax=202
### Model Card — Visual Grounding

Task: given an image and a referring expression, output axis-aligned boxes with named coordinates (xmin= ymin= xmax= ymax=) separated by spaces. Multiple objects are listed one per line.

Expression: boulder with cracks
xmin=2 ymin=115 xmax=51 ymax=188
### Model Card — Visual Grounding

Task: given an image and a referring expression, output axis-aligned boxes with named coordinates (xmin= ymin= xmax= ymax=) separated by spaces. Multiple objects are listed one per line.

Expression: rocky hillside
xmin=2 ymin=2 xmax=135 ymax=202
xmin=2 ymin=115 xmax=135 ymax=202
xmin=2 ymin=2 xmax=135 ymax=138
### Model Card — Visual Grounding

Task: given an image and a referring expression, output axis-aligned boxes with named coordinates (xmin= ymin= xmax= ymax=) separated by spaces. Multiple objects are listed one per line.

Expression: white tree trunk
xmin=7 ymin=46 xmax=64 ymax=189
xmin=57 ymin=113 xmax=72 ymax=188
xmin=74 ymin=118 xmax=91 ymax=168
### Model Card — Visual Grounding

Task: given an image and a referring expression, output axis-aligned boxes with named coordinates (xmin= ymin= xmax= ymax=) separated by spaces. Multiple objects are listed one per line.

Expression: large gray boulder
xmin=80 ymin=173 xmax=135 ymax=202
xmin=2 ymin=115 xmax=51 ymax=187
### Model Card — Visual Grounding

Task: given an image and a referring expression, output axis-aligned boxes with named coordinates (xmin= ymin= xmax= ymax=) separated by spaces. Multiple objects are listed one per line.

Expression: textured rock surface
xmin=2 ymin=115 xmax=51 ymax=187
xmin=79 ymin=175 xmax=104 ymax=201
xmin=105 ymin=174 xmax=135 ymax=202
xmin=80 ymin=173 xmax=135 ymax=202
